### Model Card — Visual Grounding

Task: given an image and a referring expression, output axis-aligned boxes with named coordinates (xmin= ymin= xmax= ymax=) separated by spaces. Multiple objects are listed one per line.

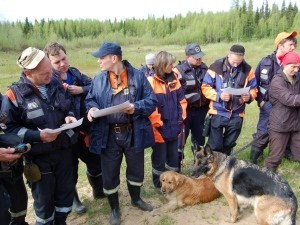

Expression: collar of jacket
xmin=154 ymin=72 xmax=176 ymax=84
xmin=209 ymin=57 xmax=251 ymax=76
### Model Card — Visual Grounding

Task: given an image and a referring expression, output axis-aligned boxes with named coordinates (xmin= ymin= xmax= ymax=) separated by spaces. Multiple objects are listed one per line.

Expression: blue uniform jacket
xmin=1 ymin=74 xmax=76 ymax=156
xmin=201 ymin=57 xmax=257 ymax=118
xmin=53 ymin=67 xmax=92 ymax=119
xmin=254 ymin=52 xmax=280 ymax=105
xmin=85 ymin=60 xmax=157 ymax=154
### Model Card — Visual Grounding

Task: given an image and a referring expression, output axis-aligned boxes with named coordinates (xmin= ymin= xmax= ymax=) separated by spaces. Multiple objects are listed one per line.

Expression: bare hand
xmin=68 ymin=85 xmax=83 ymax=95
xmin=241 ymin=93 xmax=250 ymax=102
xmin=40 ymin=131 xmax=60 ymax=143
xmin=121 ymin=103 xmax=135 ymax=114
xmin=220 ymin=92 xmax=231 ymax=102
xmin=65 ymin=116 xmax=77 ymax=124
xmin=0 ymin=147 xmax=21 ymax=162
xmin=260 ymin=101 xmax=265 ymax=108
xmin=87 ymin=107 xmax=99 ymax=122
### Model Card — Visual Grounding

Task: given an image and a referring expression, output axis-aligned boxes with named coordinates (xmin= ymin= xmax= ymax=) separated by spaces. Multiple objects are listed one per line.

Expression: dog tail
xmin=290 ymin=194 xmax=298 ymax=225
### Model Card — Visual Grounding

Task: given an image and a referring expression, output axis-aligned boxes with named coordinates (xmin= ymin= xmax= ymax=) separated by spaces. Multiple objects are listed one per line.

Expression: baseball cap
xmin=91 ymin=42 xmax=122 ymax=58
xmin=17 ymin=47 xmax=45 ymax=69
xmin=230 ymin=44 xmax=245 ymax=56
xmin=185 ymin=43 xmax=205 ymax=59
xmin=274 ymin=31 xmax=297 ymax=47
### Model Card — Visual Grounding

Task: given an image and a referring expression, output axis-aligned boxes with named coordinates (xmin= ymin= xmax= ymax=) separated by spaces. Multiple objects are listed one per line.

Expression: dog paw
xmin=150 ymin=208 xmax=160 ymax=216
xmin=225 ymin=216 xmax=237 ymax=223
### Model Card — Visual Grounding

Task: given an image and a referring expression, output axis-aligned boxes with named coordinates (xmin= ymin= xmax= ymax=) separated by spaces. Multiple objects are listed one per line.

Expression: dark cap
xmin=91 ymin=42 xmax=122 ymax=58
xmin=230 ymin=44 xmax=245 ymax=56
xmin=185 ymin=43 xmax=205 ymax=59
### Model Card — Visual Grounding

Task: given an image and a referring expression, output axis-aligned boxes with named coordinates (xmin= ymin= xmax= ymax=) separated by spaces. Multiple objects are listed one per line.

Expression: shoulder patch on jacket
xmin=6 ymin=89 xmax=18 ymax=107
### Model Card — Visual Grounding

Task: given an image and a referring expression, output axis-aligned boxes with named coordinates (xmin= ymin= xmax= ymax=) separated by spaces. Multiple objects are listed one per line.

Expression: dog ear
xmin=174 ymin=173 xmax=180 ymax=185
xmin=204 ymin=144 xmax=212 ymax=155
xmin=204 ymin=144 xmax=214 ymax=162
xmin=175 ymin=172 xmax=184 ymax=186
xmin=192 ymin=140 xmax=199 ymax=152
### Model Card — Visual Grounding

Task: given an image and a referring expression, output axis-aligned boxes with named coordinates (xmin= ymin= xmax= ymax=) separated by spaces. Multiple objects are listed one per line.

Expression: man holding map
xmin=201 ymin=44 xmax=257 ymax=155
xmin=86 ymin=42 xmax=157 ymax=225
xmin=1 ymin=47 xmax=78 ymax=224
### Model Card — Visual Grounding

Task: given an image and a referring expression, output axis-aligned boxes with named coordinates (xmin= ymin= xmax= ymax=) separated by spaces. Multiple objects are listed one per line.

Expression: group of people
xmin=0 ymin=29 xmax=299 ymax=225
xmin=250 ymin=31 xmax=300 ymax=172
xmin=141 ymin=31 xmax=300 ymax=177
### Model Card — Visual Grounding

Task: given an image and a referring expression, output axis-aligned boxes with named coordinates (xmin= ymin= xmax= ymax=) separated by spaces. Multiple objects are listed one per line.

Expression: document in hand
xmin=91 ymin=100 xmax=131 ymax=118
xmin=221 ymin=87 xmax=250 ymax=95
xmin=38 ymin=118 xmax=83 ymax=134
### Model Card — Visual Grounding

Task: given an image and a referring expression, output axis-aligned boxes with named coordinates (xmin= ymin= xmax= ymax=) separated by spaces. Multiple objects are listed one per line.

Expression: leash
xmin=232 ymin=132 xmax=268 ymax=156
xmin=180 ymin=125 xmax=186 ymax=168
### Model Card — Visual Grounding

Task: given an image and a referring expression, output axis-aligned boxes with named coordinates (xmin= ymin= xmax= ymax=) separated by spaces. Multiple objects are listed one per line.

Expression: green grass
xmin=2 ymin=41 xmax=299 ymax=224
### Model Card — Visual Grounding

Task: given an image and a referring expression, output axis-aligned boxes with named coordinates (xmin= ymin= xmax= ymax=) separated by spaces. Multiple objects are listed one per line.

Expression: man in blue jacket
xmin=86 ymin=42 xmax=157 ymax=225
xmin=2 ymin=47 xmax=77 ymax=225
xmin=44 ymin=42 xmax=104 ymax=214
xmin=201 ymin=44 xmax=257 ymax=155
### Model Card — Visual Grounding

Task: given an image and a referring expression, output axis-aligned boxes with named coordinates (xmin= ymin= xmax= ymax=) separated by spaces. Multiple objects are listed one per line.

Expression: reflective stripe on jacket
xmin=1 ymin=74 xmax=75 ymax=155
xmin=174 ymin=60 xmax=209 ymax=107
xmin=147 ymin=73 xmax=187 ymax=143
xmin=201 ymin=57 xmax=257 ymax=118
xmin=254 ymin=52 xmax=280 ymax=105
xmin=86 ymin=60 xmax=157 ymax=153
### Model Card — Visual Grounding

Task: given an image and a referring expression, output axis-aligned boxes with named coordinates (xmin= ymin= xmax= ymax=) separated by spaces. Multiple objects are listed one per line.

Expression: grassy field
xmin=1 ymin=40 xmax=299 ymax=224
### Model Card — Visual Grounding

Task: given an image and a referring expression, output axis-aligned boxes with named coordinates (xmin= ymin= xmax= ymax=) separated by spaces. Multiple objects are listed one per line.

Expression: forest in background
xmin=0 ymin=0 xmax=299 ymax=51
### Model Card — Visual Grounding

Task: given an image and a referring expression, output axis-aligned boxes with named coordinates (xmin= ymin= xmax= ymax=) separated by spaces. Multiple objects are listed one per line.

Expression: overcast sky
xmin=0 ymin=0 xmax=297 ymax=22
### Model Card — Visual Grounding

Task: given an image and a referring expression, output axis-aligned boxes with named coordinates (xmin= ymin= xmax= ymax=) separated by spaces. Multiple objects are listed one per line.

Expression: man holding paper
xmin=86 ymin=42 xmax=157 ymax=225
xmin=201 ymin=44 xmax=257 ymax=155
xmin=1 ymin=47 xmax=77 ymax=224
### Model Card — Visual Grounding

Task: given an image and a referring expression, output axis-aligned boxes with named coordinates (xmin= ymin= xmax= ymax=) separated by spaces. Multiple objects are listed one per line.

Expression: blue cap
xmin=91 ymin=42 xmax=122 ymax=58
xmin=185 ymin=43 xmax=205 ymax=59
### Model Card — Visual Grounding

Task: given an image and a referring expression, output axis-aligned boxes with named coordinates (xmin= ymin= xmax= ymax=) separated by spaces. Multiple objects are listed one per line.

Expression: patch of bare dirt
xmin=25 ymin=184 xmax=300 ymax=225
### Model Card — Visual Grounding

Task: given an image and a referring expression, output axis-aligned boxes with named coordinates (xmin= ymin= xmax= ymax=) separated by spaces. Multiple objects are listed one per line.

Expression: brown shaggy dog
xmin=159 ymin=170 xmax=221 ymax=211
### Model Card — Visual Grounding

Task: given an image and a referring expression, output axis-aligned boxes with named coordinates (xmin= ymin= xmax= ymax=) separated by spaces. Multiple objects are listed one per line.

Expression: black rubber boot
xmin=249 ymin=147 xmax=262 ymax=164
xmin=178 ymin=149 xmax=183 ymax=172
xmin=54 ymin=215 xmax=67 ymax=225
xmin=127 ymin=182 xmax=153 ymax=212
xmin=107 ymin=193 xmax=121 ymax=225
xmin=9 ymin=217 xmax=29 ymax=225
xmin=72 ymin=188 xmax=87 ymax=214
xmin=9 ymin=215 xmax=29 ymax=225
xmin=86 ymin=172 xmax=105 ymax=199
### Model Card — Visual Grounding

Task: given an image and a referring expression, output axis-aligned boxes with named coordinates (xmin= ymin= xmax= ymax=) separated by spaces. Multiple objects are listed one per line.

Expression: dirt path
xmin=26 ymin=187 xmax=300 ymax=225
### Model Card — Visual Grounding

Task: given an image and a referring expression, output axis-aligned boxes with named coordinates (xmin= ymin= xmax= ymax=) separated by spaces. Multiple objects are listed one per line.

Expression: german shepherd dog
xmin=191 ymin=144 xmax=298 ymax=225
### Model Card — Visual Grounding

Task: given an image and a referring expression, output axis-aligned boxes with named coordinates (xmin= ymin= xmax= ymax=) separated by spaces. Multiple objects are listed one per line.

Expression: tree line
xmin=0 ymin=0 xmax=299 ymax=51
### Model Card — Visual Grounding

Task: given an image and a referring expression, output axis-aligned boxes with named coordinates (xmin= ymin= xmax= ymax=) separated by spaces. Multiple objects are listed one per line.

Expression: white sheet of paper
xmin=38 ymin=118 xmax=83 ymax=134
xmin=91 ymin=101 xmax=131 ymax=118
xmin=221 ymin=87 xmax=250 ymax=95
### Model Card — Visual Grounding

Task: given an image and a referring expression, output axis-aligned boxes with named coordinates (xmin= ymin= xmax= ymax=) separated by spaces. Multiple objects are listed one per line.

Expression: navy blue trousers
xmin=252 ymin=101 xmax=271 ymax=149
xmin=151 ymin=140 xmax=178 ymax=188
xmin=101 ymin=130 xmax=144 ymax=193
xmin=208 ymin=115 xmax=243 ymax=155
xmin=72 ymin=133 xmax=102 ymax=185
xmin=31 ymin=149 xmax=74 ymax=225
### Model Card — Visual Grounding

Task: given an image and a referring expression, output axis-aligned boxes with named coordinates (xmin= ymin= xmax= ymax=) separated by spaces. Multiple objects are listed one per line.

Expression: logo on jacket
xmin=27 ymin=102 xmax=39 ymax=109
